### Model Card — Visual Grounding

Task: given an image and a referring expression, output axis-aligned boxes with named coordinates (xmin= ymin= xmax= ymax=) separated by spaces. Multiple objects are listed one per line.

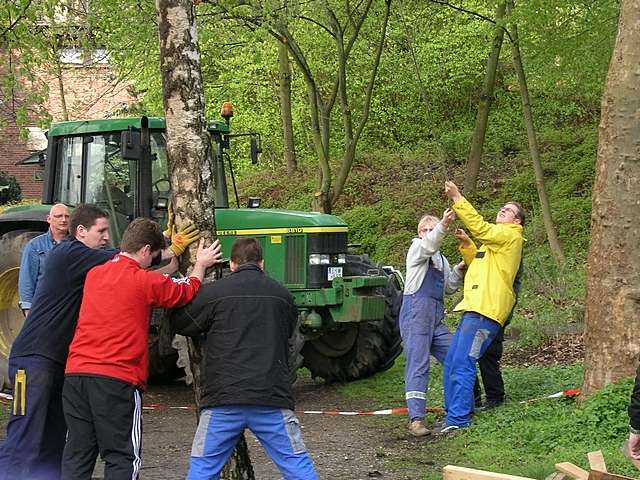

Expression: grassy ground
xmin=335 ymin=355 xmax=637 ymax=479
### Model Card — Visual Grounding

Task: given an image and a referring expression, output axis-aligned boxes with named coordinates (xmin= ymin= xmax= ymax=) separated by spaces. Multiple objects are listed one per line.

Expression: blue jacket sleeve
xmin=18 ymin=241 xmax=38 ymax=309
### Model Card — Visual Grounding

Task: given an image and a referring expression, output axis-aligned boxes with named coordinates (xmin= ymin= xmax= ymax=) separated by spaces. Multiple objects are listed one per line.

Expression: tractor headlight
xmin=309 ymin=254 xmax=321 ymax=265
xmin=337 ymin=254 xmax=346 ymax=264
xmin=319 ymin=254 xmax=331 ymax=265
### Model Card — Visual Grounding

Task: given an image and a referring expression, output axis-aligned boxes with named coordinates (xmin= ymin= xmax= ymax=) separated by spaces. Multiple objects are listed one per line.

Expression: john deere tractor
xmin=0 ymin=114 xmax=403 ymax=389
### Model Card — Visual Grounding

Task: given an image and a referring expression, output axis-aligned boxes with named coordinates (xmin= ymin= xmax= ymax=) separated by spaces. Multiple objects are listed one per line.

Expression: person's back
xmin=198 ymin=262 xmax=295 ymax=410
xmin=172 ymin=237 xmax=318 ymax=480
xmin=11 ymin=239 xmax=116 ymax=365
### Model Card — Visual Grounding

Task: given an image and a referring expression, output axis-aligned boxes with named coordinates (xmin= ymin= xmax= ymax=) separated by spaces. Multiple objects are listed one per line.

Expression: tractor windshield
xmin=55 ymin=131 xmax=169 ymax=244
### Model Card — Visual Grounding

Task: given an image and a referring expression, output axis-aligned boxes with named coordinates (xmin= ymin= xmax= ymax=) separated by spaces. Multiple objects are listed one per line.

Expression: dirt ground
xmin=0 ymin=334 xmax=584 ymax=479
xmin=134 ymin=377 xmax=427 ymax=480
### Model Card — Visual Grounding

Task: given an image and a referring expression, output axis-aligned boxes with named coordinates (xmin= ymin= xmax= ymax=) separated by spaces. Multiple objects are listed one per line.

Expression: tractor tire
xmin=288 ymin=316 xmax=305 ymax=385
xmin=301 ymin=254 xmax=403 ymax=383
xmin=0 ymin=231 xmax=41 ymax=391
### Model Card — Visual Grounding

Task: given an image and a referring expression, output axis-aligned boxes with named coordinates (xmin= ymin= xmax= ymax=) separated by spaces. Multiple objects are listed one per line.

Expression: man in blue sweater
xmin=18 ymin=203 xmax=70 ymax=317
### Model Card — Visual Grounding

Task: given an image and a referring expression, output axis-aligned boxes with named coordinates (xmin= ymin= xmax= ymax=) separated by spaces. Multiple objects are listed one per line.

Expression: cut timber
xmin=587 ymin=471 xmax=635 ymax=480
xmin=555 ymin=463 xmax=588 ymax=480
xmin=545 ymin=474 xmax=566 ymax=480
xmin=443 ymin=465 xmax=536 ymax=480
xmin=587 ymin=451 xmax=607 ymax=472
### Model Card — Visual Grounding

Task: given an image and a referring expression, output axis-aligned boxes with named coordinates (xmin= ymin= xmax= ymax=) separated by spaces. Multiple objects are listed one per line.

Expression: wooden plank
xmin=554 ymin=462 xmax=589 ymax=480
xmin=587 ymin=451 xmax=607 ymax=473
xmin=544 ymin=474 xmax=566 ymax=480
xmin=587 ymin=471 xmax=635 ymax=480
xmin=443 ymin=465 xmax=536 ymax=480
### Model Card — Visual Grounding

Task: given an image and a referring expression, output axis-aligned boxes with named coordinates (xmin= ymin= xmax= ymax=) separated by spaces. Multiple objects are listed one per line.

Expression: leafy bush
xmin=0 ymin=171 xmax=22 ymax=205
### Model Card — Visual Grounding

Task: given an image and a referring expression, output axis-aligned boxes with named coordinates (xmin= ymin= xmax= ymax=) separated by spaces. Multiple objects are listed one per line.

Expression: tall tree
xmin=155 ymin=1 xmax=254 ymax=477
xmin=211 ymin=0 xmax=392 ymax=213
xmin=278 ymin=41 xmax=297 ymax=174
xmin=463 ymin=2 xmax=505 ymax=194
xmin=582 ymin=0 xmax=640 ymax=397
xmin=506 ymin=1 xmax=565 ymax=264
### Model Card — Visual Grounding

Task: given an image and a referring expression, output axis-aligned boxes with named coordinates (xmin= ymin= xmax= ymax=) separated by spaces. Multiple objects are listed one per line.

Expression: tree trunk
xmin=155 ymin=1 xmax=254 ymax=477
xmin=507 ymin=1 xmax=565 ymax=264
xmin=463 ymin=2 xmax=505 ymax=194
xmin=278 ymin=42 xmax=297 ymax=174
xmin=582 ymin=0 xmax=640 ymax=397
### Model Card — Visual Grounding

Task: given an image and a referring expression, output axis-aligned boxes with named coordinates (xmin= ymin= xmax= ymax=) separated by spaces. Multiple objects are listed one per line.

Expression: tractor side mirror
xmin=250 ymin=135 xmax=262 ymax=165
xmin=121 ymin=129 xmax=142 ymax=160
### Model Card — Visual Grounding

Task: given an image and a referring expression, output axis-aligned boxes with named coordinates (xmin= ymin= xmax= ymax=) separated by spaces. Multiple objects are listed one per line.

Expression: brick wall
xmin=0 ymin=122 xmax=42 ymax=199
xmin=1 ymin=62 xmax=140 ymax=200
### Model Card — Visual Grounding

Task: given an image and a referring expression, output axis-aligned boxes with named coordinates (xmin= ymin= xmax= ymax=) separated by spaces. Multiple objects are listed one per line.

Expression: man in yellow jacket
xmin=440 ymin=180 xmax=524 ymax=432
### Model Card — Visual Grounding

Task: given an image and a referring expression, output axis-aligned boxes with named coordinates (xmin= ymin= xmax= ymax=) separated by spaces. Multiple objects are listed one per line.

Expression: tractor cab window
xmin=150 ymin=132 xmax=170 ymax=201
xmin=57 ymin=136 xmax=83 ymax=205
xmin=85 ymin=133 xmax=135 ymax=219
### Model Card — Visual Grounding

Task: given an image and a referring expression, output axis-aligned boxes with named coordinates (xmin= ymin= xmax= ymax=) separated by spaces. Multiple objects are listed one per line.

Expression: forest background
xmin=2 ymin=0 xmax=620 ymax=346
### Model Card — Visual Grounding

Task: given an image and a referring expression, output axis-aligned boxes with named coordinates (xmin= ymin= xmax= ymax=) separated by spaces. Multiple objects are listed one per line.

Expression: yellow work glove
xmin=168 ymin=223 xmax=201 ymax=257
xmin=163 ymin=204 xmax=175 ymax=239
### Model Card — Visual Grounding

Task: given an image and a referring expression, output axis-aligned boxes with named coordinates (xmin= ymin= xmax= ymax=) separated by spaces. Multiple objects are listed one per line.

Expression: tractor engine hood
xmin=214 ymin=208 xmax=348 ymax=236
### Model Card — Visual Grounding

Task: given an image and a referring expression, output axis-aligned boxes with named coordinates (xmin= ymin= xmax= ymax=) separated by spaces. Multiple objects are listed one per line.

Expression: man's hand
xmin=629 ymin=432 xmax=640 ymax=460
xmin=444 ymin=180 xmax=462 ymax=203
xmin=195 ymin=239 xmax=222 ymax=269
xmin=442 ymin=208 xmax=456 ymax=227
xmin=163 ymin=204 xmax=175 ymax=239
xmin=455 ymin=228 xmax=473 ymax=248
xmin=169 ymin=223 xmax=201 ymax=257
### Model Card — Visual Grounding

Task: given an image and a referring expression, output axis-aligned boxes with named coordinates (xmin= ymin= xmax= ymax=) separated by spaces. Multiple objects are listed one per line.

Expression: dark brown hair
xmin=120 ymin=218 xmax=165 ymax=254
xmin=507 ymin=201 xmax=526 ymax=227
xmin=231 ymin=237 xmax=263 ymax=266
xmin=70 ymin=204 xmax=109 ymax=238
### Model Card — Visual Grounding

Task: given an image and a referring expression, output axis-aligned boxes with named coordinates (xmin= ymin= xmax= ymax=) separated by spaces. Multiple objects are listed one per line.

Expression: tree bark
xmin=582 ymin=0 xmax=640 ymax=397
xmin=278 ymin=42 xmax=297 ymax=174
xmin=507 ymin=1 xmax=565 ymax=264
xmin=155 ymin=1 xmax=254 ymax=477
xmin=463 ymin=2 xmax=505 ymax=194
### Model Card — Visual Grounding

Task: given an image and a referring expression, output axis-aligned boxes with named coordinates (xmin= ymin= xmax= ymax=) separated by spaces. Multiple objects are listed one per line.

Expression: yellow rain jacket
xmin=452 ymin=197 xmax=523 ymax=325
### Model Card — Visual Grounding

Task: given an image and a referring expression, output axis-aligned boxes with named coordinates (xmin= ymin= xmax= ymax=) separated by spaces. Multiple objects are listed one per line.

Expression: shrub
xmin=0 ymin=171 xmax=21 ymax=205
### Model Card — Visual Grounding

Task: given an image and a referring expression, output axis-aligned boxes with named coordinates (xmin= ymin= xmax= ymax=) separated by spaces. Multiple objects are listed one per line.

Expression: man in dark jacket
xmin=172 ymin=237 xmax=318 ymax=480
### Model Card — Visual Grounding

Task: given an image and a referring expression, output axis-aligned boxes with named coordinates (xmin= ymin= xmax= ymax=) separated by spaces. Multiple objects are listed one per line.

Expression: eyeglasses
xmin=500 ymin=205 xmax=519 ymax=216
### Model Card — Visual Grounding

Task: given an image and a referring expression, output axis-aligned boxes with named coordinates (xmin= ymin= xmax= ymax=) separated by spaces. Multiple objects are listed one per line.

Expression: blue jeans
xmin=188 ymin=405 xmax=318 ymax=480
xmin=0 ymin=355 xmax=66 ymax=480
xmin=443 ymin=312 xmax=501 ymax=428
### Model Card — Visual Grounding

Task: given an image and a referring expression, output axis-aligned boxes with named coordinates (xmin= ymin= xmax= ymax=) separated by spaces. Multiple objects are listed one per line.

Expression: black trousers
xmin=474 ymin=328 xmax=505 ymax=405
xmin=61 ymin=375 xmax=142 ymax=480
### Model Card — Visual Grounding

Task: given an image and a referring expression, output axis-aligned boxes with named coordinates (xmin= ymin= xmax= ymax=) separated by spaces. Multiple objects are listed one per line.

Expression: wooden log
xmin=587 ymin=451 xmax=607 ymax=472
xmin=443 ymin=465 xmax=536 ymax=480
xmin=587 ymin=471 xmax=635 ymax=480
xmin=544 ymin=473 xmax=566 ymax=480
xmin=554 ymin=462 xmax=589 ymax=480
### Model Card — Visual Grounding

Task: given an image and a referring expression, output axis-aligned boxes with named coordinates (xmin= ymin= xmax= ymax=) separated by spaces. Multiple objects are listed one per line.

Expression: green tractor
xmin=0 ymin=115 xmax=403 ymax=388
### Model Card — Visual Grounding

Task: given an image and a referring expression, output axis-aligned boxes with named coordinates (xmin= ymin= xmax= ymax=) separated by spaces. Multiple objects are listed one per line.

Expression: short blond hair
xmin=417 ymin=214 xmax=438 ymax=235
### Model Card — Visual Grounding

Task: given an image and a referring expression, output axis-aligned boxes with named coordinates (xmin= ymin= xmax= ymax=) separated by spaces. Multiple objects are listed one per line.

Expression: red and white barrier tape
xmin=0 ymin=388 xmax=582 ymax=412
xmin=301 ymin=406 xmax=443 ymax=416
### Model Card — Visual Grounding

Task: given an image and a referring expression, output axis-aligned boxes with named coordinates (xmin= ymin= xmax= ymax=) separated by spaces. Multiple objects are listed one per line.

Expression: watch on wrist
xmin=630 ymin=425 xmax=640 ymax=435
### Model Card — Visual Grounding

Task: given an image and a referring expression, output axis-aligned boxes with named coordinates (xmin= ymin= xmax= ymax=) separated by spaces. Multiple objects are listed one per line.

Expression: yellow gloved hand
xmin=163 ymin=204 xmax=175 ymax=239
xmin=168 ymin=222 xmax=201 ymax=257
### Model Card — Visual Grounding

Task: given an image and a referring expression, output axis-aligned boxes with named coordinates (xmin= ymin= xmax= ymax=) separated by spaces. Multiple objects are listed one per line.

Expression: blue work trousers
xmin=188 ymin=405 xmax=319 ymax=480
xmin=400 ymin=294 xmax=451 ymax=420
xmin=0 ymin=354 xmax=66 ymax=480
xmin=443 ymin=312 xmax=501 ymax=428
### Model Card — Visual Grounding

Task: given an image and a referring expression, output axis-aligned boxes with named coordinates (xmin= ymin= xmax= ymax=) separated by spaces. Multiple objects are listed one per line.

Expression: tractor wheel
xmin=0 ymin=231 xmax=41 ymax=390
xmin=288 ymin=316 xmax=305 ymax=385
xmin=301 ymin=254 xmax=403 ymax=383
xmin=147 ymin=308 xmax=184 ymax=383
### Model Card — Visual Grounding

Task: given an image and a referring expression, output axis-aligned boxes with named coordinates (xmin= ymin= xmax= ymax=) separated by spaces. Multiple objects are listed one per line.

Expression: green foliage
xmin=337 ymin=361 xmax=637 ymax=479
xmin=0 ymin=171 xmax=22 ymax=205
